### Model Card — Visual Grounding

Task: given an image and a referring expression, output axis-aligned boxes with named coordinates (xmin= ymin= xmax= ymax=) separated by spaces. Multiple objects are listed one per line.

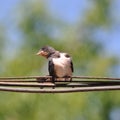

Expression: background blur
xmin=0 ymin=0 xmax=120 ymax=120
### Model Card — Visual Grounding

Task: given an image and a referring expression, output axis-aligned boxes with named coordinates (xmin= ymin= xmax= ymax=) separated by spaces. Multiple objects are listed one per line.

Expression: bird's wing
xmin=71 ymin=61 xmax=74 ymax=72
xmin=64 ymin=53 xmax=74 ymax=73
xmin=48 ymin=60 xmax=56 ymax=77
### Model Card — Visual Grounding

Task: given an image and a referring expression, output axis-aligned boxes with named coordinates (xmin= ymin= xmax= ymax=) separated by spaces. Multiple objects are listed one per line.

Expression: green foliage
xmin=84 ymin=0 xmax=112 ymax=27
xmin=0 ymin=1 xmax=120 ymax=120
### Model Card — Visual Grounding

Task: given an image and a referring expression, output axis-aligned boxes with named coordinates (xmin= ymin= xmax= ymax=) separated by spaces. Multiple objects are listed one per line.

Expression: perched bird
xmin=36 ymin=46 xmax=74 ymax=83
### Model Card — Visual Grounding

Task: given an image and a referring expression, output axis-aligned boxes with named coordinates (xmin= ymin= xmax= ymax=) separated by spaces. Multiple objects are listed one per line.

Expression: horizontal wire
xmin=0 ymin=76 xmax=51 ymax=80
xmin=0 ymin=76 xmax=120 ymax=93
xmin=0 ymin=76 xmax=120 ymax=80
xmin=0 ymin=81 xmax=120 ymax=86
xmin=72 ymin=76 xmax=120 ymax=80
xmin=0 ymin=86 xmax=120 ymax=93
xmin=0 ymin=82 xmax=55 ymax=87
xmin=0 ymin=79 xmax=120 ymax=83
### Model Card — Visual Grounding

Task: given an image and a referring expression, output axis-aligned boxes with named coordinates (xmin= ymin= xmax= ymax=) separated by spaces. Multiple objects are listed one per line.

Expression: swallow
xmin=36 ymin=46 xmax=74 ymax=83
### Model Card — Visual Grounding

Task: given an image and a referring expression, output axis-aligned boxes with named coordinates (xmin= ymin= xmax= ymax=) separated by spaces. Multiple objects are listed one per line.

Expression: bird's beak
xmin=36 ymin=50 xmax=43 ymax=56
xmin=36 ymin=50 xmax=48 ymax=57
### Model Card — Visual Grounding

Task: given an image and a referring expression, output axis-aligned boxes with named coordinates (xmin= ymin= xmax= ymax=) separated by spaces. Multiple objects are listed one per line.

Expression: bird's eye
xmin=42 ymin=48 xmax=45 ymax=50
xmin=65 ymin=54 xmax=70 ymax=58
xmin=57 ymin=55 xmax=60 ymax=58
xmin=41 ymin=47 xmax=47 ymax=52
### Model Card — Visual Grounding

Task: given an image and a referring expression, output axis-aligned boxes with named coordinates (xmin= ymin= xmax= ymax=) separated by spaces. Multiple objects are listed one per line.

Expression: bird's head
xmin=36 ymin=46 xmax=56 ymax=58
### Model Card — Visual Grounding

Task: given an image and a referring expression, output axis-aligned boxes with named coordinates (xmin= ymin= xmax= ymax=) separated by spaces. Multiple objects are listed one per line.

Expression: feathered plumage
xmin=37 ymin=46 xmax=74 ymax=82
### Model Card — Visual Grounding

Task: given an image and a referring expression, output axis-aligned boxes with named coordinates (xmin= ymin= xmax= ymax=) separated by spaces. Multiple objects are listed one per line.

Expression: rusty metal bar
xmin=0 ymin=76 xmax=120 ymax=80
xmin=0 ymin=82 xmax=55 ymax=87
xmin=0 ymin=76 xmax=51 ymax=80
xmin=0 ymin=80 xmax=37 ymax=82
xmin=0 ymin=86 xmax=120 ymax=93
xmin=0 ymin=81 xmax=120 ymax=86
xmin=0 ymin=76 xmax=120 ymax=93
xmin=72 ymin=76 xmax=120 ymax=80
xmin=0 ymin=81 xmax=120 ymax=89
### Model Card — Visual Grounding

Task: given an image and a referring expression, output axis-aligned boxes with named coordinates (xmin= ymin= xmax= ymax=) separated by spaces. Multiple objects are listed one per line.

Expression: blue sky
xmin=0 ymin=0 xmax=20 ymax=20
xmin=0 ymin=0 xmax=120 ymax=56
xmin=46 ymin=0 xmax=89 ymax=23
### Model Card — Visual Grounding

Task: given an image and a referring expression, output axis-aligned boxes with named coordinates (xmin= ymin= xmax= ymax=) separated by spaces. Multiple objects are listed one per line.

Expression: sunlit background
xmin=0 ymin=0 xmax=120 ymax=120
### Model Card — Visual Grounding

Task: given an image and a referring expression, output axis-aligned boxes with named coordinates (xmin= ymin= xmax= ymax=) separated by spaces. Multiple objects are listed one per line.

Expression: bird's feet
xmin=64 ymin=76 xmax=72 ymax=82
xmin=36 ymin=78 xmax=47 ymax=83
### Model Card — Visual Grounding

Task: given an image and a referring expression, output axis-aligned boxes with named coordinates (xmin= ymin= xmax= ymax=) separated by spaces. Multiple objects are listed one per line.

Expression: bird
xmin=36 ymin=46 xmax=74 ymax=83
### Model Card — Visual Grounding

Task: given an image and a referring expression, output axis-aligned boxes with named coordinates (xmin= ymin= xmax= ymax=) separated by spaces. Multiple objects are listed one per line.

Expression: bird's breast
xmin=52 ymin=54 xmax=72 ymax=77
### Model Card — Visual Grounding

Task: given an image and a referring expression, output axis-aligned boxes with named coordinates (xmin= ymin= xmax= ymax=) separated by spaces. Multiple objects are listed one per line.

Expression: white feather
xmin=52 ymin=53 xmax=72 ymax=78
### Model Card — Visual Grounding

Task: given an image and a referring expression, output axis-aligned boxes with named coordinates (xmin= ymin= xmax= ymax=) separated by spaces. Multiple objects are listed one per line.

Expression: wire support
xmin=0 ymin=76 xmax=120 ymax=93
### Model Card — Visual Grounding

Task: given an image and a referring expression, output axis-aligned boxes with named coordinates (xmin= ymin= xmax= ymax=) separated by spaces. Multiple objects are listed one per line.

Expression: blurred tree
xmin=0 ymin=25 xmax=6 ymax=74
xmin=4 ymin=1 xmax=64 ymax=76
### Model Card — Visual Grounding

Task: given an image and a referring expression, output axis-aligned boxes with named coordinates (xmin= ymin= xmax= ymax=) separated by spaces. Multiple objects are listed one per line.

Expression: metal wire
xmin=0 ymin=76 xmax=120 ymax=93
xmin=0 ymin=76 xmax=120 ymax=80
xmin=0 ymin=76 xmax=51 ymax=80
xmin=0 ymin=86 xmax=120 ymax=93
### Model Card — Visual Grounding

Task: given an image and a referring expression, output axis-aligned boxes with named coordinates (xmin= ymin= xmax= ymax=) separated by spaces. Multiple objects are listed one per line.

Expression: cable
xmin=0 ymin=86 xmax=120 ymax=93
xmin=0 ymin=76 xmax=120 ymax=93
xmin=0 ymin=75 xmax=120 ymax=80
